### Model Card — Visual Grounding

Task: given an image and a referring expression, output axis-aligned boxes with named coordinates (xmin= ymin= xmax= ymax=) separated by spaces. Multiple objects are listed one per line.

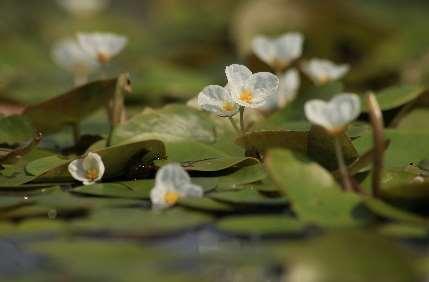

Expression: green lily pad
xmin=73 ymin=182 xmax=151 ymax=199
xmin=235 ymin=130 xmax=307 ymax=155
xmin=353 ymin=129 xmax=429 ymax=168
xmin=72 ymin=208 xmax=212 ymax=238
xmin=178 ymin=197 xmax=235 ymax=213
xmin=266 ymin=149 xmax=372 ymax=227
xmin=112 ymin=104 xmax=216 ymax=144
xmin=24 ymin=76 xmax=128 ymax=133
xmin=362 ymin=84 xmax=424 ymax=112
xmin=215 ymin=215 xmax=305 ymax=237
xmin=0 ymin=115 xmax=34 ymax=145
xmin=209 ymin=188 xmax=288 ymax=208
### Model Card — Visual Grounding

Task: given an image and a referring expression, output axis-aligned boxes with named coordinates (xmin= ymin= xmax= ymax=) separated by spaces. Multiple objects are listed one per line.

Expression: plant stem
xmin=239 ymin=106 xmax=245 ymax=134
xmin=367 ymin=93 xmax=385 ymax=197
xmin=71 ymin=123 xmax=80 ymax=145
xmin=334 ymin=136 xmax=353 ymax=191
xmin=228 ymin=117 xmax=240 ymax=133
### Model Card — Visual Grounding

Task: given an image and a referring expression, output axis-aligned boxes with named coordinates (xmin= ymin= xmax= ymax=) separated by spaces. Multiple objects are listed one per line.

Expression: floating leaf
xmin=209 ymin=188 xmax=288 ymax=208
xmin=72 ymin=208 xmax=212 ymax=238
xmin=0 ymin=115 xmax=34 ymax=145
xmin=266 ymin=149 xmax=371 ymax=227
xmin=24 ymin=76 xmax=128 ymax=133
xmin=362 ymin=85 xmax=424 ymax=112
xmin=215 ymin=215 xmax=305 ymax=237
xmin=112 ymin=104 xmax=216 ymax=144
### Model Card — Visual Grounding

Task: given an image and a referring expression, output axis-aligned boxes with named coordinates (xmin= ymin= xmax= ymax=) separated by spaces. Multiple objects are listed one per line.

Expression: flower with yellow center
xmin=68 ymin=152 xmax=105 ymax=185
xmin=77 ymin=32 xmax=127 ymax=65
xmin=197 ymin=85 xmax=239 ymax=117
xmin=225 ymin=64 xmax=279 ymax=109
xmin=301 ymin=58 xmax=349 ymax=85
xmin=150 ymin=164 xmax=203 ymax=209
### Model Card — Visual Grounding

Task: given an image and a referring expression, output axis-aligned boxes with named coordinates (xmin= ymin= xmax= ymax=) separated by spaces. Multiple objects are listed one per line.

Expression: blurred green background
xmin=1 ymin=0 xmax=429 ymax=106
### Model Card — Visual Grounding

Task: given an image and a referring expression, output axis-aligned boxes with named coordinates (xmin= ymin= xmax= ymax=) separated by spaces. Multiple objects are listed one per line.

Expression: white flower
xmin=262 ymin=69 xmax=301 ymax=111
xmin=150 ymin=164 xmax=203 ymax=209
xmin=68 ymin=152 xmax=105 ymax=185
xmin=304 ymin=93 xmax=361 ymax=134
xmin=252 ymin=32 xmax=304 ymax=70
xmin=57 ymin=0 xmax=110 ymax=16
xmin=52 ymin=38 xmax=99 ymax=77
xmin=197 ymin=85 xmax=239 ymax=117
xmin=77 ymin=32 xmax=128 ymax=64
xmin=301 ymin=58 xmax=349 ymax=85
xmin=225 ymin=64 xmax=279 ymax=109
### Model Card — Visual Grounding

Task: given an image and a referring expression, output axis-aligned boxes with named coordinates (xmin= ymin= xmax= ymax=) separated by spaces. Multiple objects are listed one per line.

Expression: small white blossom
xmin=262 ymin=69 xmax=300 ymax=111
xmin=77 ymin=32 xmax=128 ymax=64
xmin=51 ymin=38 xmax=99 ymax=82
xmin=301 ymin=58 xmax=349 ymax=85
xmin=57 ymin=0 xmax=110 ymax=16
xmin=197 ymin=85 xmax=239 ymax=117
xmin=304 ymin=93 xmax=361 ymax=134
xmin=150 ymin=164 xmax=203 ymax=209
xmin=225 ymin=64 xmax=279 ymax=109
xmin=68 ymin=152 xmax=105 ymax=185
xmin=252 ymin=32 xmax=304 ymax=70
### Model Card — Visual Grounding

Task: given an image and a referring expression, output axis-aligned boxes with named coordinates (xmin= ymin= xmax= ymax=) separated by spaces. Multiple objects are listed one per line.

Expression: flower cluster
xmin=251 ymin=32 xmax=349 ymax=111
xmin=198 ymin=64 xmax=279 ymax=117
xmin=52 ymin=32 xmax=128 ymax=84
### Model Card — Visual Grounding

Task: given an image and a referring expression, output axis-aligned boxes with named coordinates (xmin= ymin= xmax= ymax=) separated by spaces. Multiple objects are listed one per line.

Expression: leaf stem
xmin=334 ymin=136 xmax=353 ymax=192
xmin=228 ymin=117 xmax=240 ymax=133
xmin=239 ymin=106 xmax=245 ymax=134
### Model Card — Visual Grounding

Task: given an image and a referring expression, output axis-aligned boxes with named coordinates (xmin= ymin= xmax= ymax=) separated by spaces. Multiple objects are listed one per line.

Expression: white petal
xmin=150 ymin=183 xmax=173 ymax=209
xmin=235 ymin=72 xmax=279 ymax=108
xmin=330 ymin=93 xmax=361 ymax=126
xmin=197 ymin=85 xmax=239 ymax=117
xmin=251 ymin=36 xmax=276 ymax=66
xmin=274 ymin=32 xmax=304 ymax=64
xmin=225 ymin=64 xmax=252 ymax=98
xmin=68 ymin=159 xmax=89 ymax=183
xmin=179 ymin=183 xmax=204 ymax=198
xmin=77 ymin=32 xmax=127 ymax=61
xmin=154 ymin=163 xmax=192 ymax=189
xmin=51 ymin=38 xmax=99 ymax=74
xmin=304 ymin=93 xmax=361 ymax=131
xmin=82 ymin=152 xmax=105 ymax=182
xmin=278 ymin=69 xmax=300 ymax=107
xmin=302 ymin=58 xmax=349 ymax=85
xmin=304 ymin=100 xmax=334 ymax=130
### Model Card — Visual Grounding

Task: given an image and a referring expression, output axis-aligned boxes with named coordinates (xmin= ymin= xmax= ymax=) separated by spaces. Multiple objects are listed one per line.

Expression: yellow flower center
xmin=223 ymin=102 xmax=235 ymax=112
xmin=164 ymin=191 xmax=180 ymax=205
xmin=97 ymin=52 xmax=110 ymax=64
xmin=318 ymin=74 xmax=329 ymax=85
xmin=85 ymin=169 xmax=98 ymax=181
xmin=239 ymin=89 xmax=253 ymax=104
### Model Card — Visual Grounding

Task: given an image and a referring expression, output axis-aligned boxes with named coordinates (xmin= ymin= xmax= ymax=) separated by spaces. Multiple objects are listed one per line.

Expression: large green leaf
xmin=353 ymin=129 xmax=429 ymax=168
xmin=24 ymin=76 xmax=127 ymax=133
xmin=266 ymin=149 xmax=371 ymax=227
xmin=361 ymin=84 xmax=424 ymax=112
xmin=215 ymin=215 xmax=305 ymax=237
xmin=112 ymin=104 xmax=216 ymax=144
xmin=0 ymin=115 xmax=34 ymax=145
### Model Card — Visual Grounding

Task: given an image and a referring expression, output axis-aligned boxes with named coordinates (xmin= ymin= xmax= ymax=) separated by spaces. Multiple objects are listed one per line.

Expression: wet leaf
xmin=266 ymin=149 xmax=372 ymax=227
xmin=24 ymin=76 xmax=126 ymax=133
xmin=216 ymin=215 xmax=305 ymax=237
